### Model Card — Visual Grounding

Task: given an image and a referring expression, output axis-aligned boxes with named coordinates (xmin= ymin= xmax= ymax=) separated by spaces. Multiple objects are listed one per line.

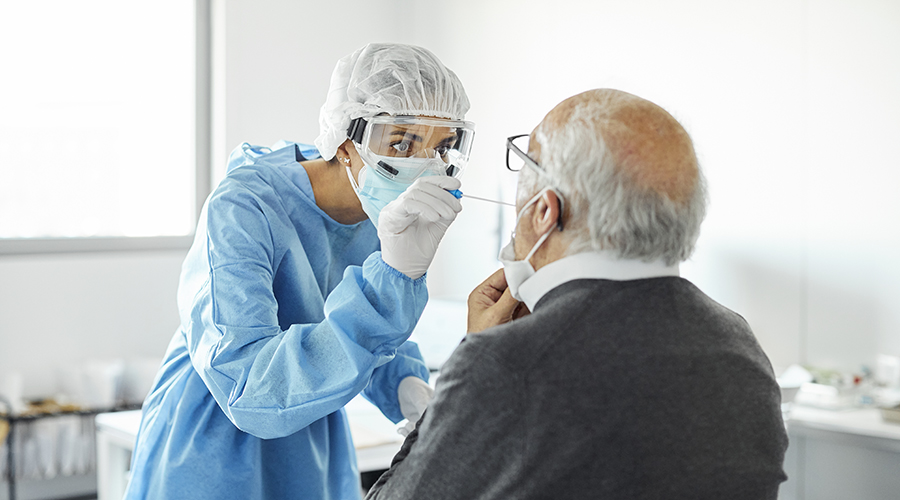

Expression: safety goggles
xmin=347 ymin=115 xmax=475 ymax=183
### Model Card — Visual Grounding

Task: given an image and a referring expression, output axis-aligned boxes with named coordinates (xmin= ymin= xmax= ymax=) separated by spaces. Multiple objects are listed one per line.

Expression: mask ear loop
xmin=345 ymin=165 xmax=361 ymax=193
xmin=523 ymin=224 xmax=554 ymax=263
xmin=513 ymin=187 xmax=560 ymax=263
xmin=516 ymin=187 xmax=564 ymax=232
xmin=535 ymin=176 xmax=566 ymax=231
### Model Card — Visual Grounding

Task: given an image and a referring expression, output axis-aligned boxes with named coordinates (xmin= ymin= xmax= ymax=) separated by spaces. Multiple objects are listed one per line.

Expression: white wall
xmin=410 ymin=0 xmax=900 ymax=374
xmin=1 ymin=0 xmax=897 ymax=399
xmin=211 ymin=0 xmax=411 ymax=185
xmin=802 ymin=0 xmax=900 ymax=371
xmin=0 ymin=0 xmax=410 ymax=400
xmin=0 ymin=251 xmax=185 ymax=398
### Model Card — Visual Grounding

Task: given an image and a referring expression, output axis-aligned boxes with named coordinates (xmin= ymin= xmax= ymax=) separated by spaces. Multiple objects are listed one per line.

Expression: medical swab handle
xmin=446 ymin=189 xmax=517 ymax=207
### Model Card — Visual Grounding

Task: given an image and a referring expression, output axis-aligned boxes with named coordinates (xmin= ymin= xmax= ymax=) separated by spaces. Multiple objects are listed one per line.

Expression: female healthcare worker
xmin=123 ymin=43 xmax=475 ymax=499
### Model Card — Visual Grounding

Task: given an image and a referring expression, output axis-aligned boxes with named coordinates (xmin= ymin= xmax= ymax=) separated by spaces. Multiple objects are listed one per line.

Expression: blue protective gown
xmin=124 ymin=141 xmax=430 ymax=500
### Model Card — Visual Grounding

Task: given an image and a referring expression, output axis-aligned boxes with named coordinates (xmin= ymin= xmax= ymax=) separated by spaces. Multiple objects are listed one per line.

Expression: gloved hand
xmin=397 ymin=376 xmax=434 ymax=437
xmin=379 ymin=176 xmax=463 ymax=280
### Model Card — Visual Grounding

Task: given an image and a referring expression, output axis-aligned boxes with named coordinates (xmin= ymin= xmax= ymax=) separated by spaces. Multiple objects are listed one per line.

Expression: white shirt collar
xmin=518 ymin=251 xmax=680 ymax=312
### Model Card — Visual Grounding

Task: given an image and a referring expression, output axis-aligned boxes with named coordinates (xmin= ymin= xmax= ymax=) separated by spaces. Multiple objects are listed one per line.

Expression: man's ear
xmin=530 ymin=190 xmax=560 ymax=235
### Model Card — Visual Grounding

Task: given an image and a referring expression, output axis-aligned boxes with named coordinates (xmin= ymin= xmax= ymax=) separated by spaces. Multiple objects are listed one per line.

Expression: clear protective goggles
xmin=347 ymin=115 xmax=475 ymax=183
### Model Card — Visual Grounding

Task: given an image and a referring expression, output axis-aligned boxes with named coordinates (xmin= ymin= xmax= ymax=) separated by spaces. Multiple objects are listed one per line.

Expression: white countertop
xmin=787 ymin=404 xmax=900 ymax=441
xmin=99 ymin=400 xmax=900 ymax=475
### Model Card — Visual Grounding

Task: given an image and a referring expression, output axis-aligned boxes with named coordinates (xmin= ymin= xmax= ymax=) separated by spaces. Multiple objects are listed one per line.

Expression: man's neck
xmin=519 ymin=251 xmax=681 ymax=312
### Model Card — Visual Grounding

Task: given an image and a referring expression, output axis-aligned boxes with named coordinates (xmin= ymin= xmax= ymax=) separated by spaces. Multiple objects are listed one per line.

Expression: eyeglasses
xmin=506 ymin=134 xmax=545 ymax=176
xmin=504 ymin=134 xmax=566 ymax=231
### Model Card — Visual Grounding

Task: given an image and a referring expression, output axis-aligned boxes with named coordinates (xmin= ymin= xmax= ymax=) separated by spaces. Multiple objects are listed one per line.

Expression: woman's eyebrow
xmin=389 ymin=130 xmax=424 ymax=142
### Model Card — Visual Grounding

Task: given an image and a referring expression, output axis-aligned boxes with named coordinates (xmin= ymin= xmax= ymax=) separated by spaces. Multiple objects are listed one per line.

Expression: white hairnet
xmin=314 ymin=43 xmax=470 ymax=160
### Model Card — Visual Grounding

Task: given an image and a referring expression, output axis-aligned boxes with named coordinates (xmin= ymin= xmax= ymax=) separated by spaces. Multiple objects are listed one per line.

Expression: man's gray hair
xmin=525 ymin=93 xmax=707 ymax=266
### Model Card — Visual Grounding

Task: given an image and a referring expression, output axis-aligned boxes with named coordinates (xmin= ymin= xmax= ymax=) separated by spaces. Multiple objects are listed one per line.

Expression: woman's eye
xmin=391 ymin=141 xmax=411 ymax=154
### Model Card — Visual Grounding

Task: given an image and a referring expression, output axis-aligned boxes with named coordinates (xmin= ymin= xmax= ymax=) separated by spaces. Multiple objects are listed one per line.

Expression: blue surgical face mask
xmin=344 ymin=164 xmax=416 ymax=228
xmin=367 ymin=154 xmax=451 ymax=183
xmin=345 ymin=152 xmax=448 ymax=227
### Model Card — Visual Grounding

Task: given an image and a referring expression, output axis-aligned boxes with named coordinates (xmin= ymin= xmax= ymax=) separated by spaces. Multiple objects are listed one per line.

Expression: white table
xmin=95 ymin=396 xmax=404 ymax=500
xmin=95 ymin=410 xmax=143 ymax=500
xmin=781 ymin=405 xmax=900 ymax=500
xmin=344 ymin=395 xmax=407 ymax=474
xmin=788 ymin=405 xmax=900 ymax=444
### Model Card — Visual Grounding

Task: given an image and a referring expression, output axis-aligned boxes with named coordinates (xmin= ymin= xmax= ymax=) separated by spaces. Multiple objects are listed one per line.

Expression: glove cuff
xmin=398 ymin=376 xmax=434 ymax=422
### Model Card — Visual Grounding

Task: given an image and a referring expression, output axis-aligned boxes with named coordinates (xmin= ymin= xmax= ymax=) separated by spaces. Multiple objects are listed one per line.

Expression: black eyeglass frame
xmin=505 ymin=134 xmax=565 ymax=231
xmin=505 ymin=134 xmax=544 ymax=174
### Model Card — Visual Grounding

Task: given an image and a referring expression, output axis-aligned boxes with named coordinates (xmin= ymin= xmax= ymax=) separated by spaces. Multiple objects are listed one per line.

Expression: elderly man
xmin=366 ymin=89 xmax=787 ymax=499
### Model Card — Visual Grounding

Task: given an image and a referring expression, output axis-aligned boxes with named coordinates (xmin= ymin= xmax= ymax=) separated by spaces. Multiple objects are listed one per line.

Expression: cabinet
xmin=780 ymin=406 xmax=900 ymax=500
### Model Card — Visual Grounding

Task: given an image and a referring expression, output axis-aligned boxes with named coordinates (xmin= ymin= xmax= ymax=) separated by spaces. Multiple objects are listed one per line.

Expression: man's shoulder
xmin=440 ymin=319 xmax=551 ymax=382
xmin=445 ymin=276 xmax=761 ymax=378
xmin=446 ymin=293 xmax=594 ymax=376
xmin=538 ymin=276 xmax=750 ymax=327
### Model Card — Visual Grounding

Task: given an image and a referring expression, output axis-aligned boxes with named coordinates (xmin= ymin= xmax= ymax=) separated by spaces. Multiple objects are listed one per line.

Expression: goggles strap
xmin=346 ymin=117 xmax=368 ymax=144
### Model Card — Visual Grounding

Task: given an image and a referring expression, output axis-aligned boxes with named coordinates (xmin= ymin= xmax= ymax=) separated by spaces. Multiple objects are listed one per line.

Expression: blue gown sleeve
xmin=182 ymin=185 xmax=428 ymax=439
xmin=363 ymin=341 xmax=431 ymax=423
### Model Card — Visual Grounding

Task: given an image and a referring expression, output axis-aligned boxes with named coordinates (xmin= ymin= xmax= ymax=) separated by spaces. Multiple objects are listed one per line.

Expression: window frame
xmin=0 ymin=0 xmax=212 ymax=255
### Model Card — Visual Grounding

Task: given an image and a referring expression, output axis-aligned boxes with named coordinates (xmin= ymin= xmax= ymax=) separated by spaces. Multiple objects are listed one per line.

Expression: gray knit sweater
xmin=367 ymin=277 xmax=788 ymax=499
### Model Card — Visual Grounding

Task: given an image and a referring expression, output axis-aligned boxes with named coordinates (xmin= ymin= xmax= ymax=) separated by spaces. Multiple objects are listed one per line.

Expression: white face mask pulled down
xmin=498 ymin=188 xmax=558 ymax=301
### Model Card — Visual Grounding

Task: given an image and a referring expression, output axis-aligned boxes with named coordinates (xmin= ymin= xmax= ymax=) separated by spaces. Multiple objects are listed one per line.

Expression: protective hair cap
xmin=314 ymin=43 xmax=471 ymax=160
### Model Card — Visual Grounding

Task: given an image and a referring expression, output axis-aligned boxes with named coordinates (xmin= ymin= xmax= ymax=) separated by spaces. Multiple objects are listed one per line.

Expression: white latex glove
xmin=379 ymin=176 xmax=463 ymax=280
xmin=397 ymin=376 xmax=434 ymax=437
